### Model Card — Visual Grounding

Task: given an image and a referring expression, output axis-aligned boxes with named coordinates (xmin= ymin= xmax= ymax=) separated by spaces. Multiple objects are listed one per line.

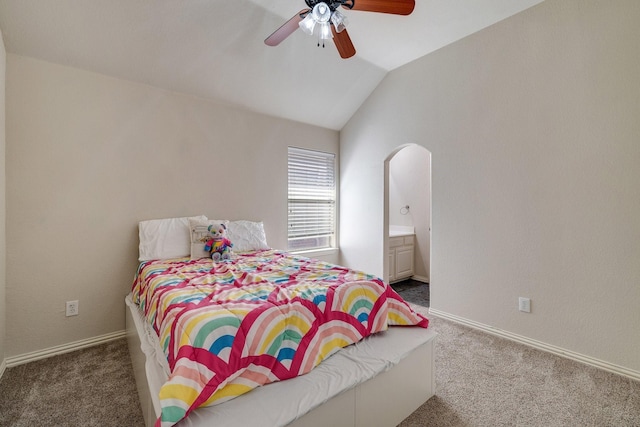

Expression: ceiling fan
xmin=264 ymin=0 xmax=415 ymax=59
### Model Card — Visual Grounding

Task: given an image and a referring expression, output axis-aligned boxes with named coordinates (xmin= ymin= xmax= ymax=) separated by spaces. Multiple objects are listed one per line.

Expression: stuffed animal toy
xmin=204 ymin=223 xmax=233 ymax=261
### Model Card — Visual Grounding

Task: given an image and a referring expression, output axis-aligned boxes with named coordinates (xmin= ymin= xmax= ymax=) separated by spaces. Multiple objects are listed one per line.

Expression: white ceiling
xmin=0 ymin=0 xmax=543 ymax=130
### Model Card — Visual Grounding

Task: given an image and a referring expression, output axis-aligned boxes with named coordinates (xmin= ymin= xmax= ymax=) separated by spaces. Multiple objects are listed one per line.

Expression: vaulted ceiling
xmin=0 ymin=0 xmax=543 ymax=129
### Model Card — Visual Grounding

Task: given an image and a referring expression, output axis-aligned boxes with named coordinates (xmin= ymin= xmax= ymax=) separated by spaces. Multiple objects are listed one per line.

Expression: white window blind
xmin=288 ymin=147 xmax=336 ymax=251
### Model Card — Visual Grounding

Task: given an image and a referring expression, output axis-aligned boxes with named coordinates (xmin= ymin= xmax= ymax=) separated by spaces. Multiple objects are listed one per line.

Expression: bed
xmin=126 ymin=216 xmax=436 ymax=427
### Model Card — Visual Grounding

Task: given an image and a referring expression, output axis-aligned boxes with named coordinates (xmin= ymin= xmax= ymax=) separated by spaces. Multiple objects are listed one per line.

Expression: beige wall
xmin=340 ymin=0 xmax=640 ymax=372
xmin=5 ymin=55 xmax=338 ymax=357
xmin=0 ymin=29 xmax=6 ymax=368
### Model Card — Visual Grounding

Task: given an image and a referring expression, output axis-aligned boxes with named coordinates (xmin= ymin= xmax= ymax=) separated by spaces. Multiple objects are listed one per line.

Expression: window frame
xmin=287 ymin=146 xmax=337 ymax=253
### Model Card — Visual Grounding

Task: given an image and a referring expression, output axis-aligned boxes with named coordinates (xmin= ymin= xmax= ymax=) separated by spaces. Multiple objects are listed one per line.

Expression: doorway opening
xmin=383 ymin=144 xmax=431 ymax=307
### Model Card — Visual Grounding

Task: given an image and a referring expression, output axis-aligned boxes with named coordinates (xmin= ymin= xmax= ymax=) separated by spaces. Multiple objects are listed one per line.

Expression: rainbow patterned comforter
xmin=131 ymin=249 xmax=428 ymax=427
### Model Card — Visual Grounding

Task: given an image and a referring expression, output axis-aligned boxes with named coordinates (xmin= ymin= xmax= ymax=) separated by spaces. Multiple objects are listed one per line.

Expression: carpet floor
xmin=0 ymin=339 xmax=145 ymax=426
xmin=1 ymin=287 xmax=638 ymax=426
xmin=402 ymin=303 xmax=640 ymax=426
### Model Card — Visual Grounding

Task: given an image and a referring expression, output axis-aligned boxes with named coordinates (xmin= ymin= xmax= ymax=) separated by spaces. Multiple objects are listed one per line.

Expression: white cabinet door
xmin=395 ymin=246 xmax=414 ymax=279
xmin=389 ymin=235 xmax=414 ymax=283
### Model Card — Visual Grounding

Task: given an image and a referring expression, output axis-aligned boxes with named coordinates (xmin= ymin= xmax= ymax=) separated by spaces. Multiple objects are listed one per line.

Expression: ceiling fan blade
xmin=332 ymin=27 xmax=356 ymax=59
xmin=345 ymin=0 xmax=415 ymax=15
xmin=265 ymin=10 xmax=309 ymax=46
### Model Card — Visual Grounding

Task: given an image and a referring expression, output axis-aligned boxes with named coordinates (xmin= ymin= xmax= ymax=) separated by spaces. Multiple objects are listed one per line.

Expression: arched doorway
xmin=383 ymin=144 xmax=431 ymax=298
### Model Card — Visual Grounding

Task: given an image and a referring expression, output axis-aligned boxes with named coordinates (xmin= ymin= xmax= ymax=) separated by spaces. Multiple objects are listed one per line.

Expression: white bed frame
xmin=126 ymin=298 xmax=436 ymax=427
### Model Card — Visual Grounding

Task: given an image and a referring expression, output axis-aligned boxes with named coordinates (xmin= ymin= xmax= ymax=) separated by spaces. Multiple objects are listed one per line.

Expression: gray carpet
xmin=402 ymin=302 xmax=640 ymax=427
xmin=0 ymin=339 xmax=145 ymax=427
xmin=1 ymin=292 xmax=638 ymax=426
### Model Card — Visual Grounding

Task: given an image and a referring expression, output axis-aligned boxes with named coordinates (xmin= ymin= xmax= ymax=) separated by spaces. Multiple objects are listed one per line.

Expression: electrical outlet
xmin=518 ymin=297 xmax=531 ymax=313
xmin=66 ymin=300 xmax=79 ymax=317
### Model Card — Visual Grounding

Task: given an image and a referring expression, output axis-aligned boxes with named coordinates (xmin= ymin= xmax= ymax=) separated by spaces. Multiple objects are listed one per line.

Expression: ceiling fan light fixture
xmin=330 ymin=9 xmax=348 ymax=33
xmin=318 ymin=22 xmax=332 ymax=40
xmin=312 ymin=2 xmax=332 ymax=23
xmin=299 ymin=13 xmax=317 ymax=35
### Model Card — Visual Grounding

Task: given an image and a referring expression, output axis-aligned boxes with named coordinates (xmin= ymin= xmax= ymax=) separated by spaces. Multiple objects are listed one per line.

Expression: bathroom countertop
xmin=389 ymin=225 xmax=415 ymax=238
xmin=389 ymin=231 xmax=415 ymax=237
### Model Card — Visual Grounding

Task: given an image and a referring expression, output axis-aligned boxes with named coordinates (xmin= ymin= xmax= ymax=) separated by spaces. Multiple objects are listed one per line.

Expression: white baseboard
xmin=0 ymin=358 xmax=6 ymax=380
xmin=428 ymin=308 xmax=640 ymax=382
xmin=411 ymin=275 xmax=429 ymax=283
xmin=5 ymin=330 xmax=126 ymax=368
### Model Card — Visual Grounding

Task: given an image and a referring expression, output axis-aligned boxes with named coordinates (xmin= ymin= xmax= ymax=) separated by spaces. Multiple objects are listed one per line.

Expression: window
xmin=288 ymin=147 xmax=336 ymax=251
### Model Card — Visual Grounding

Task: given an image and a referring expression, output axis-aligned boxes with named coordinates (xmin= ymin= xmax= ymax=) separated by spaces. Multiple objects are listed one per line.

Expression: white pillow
xmin=138 ymin=215 xmax=207 ymax=261
xmin=188 ymin=218 xmax=229 ymax=260
xmin=227 ymin=220 xmax=270 ymax=253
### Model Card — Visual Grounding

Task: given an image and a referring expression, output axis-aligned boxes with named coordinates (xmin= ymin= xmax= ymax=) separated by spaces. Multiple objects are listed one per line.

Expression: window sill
xmin=291 ymin=248 xmax=339 ymax=258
